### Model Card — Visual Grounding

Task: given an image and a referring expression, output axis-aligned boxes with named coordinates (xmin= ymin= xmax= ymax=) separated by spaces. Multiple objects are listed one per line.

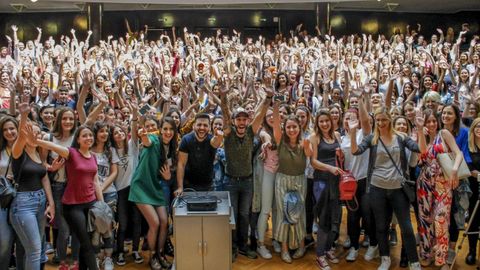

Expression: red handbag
xmin=336 ymin=148 xmax=359 ymax=211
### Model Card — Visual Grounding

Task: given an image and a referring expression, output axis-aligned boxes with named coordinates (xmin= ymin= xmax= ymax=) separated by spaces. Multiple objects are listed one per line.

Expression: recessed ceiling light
xmin=31 ymin=0 xmax=38 ymax=2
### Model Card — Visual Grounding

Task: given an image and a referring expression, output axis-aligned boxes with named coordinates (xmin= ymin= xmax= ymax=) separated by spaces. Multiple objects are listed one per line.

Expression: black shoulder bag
xmin=0 ymin=155 xmax=15 ymax=209
xmin=379 ymin=138 xmax=416 ymax=203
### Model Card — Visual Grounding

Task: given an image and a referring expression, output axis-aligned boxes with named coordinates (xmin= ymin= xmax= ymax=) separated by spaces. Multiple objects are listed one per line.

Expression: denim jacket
xmin=353 ymin=133 xmax=420 ymax=192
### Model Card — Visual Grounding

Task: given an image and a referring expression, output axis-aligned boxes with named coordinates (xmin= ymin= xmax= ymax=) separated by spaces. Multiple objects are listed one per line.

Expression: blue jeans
xmin=0 ymin=208 xmax=14 ymax=270
xmin=9 ymin=189 xmax=46 ymax=270
xmin=225 ymin=176 xmax=253 ymax=250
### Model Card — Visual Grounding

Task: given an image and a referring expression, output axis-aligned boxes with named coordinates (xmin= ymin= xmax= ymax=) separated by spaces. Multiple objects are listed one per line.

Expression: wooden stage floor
xmin=46 ymin=208 xmax=478 ymax=270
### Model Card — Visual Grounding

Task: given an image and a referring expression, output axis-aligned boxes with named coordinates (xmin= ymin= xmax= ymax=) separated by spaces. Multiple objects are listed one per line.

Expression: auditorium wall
xmin=0 ymin=9 xmax=478 ymax=44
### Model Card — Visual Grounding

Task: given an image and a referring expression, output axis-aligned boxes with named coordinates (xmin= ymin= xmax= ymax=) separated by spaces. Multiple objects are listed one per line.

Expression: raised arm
xmin=272 ymin=101 xmax=282 ymax=145
xmin=251 ymin=88 xmax=273 ymax=134
xmin=358 ymin=94 xmax=371 ymax=135
xmin=12 ymin=102 xmax=30 ymax=159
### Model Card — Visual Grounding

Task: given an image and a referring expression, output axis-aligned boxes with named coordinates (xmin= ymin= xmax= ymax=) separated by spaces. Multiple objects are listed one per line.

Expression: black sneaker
xmin=165 ymin=238 xmax=174 ymax=257
xmin=51 ymin=252 xmax=60 ymax=264
xmin=133 ymin=251 xmax=144 ymax=264
xmin=238 ymin=248 xmax=258 ymax=259
xmin=116 ymin=252 xmax=126 ymax=266
xmin=8 ymin=255 xmax=16 ymax=270
xmin=389 ymin=228 xmax=398 ymax=246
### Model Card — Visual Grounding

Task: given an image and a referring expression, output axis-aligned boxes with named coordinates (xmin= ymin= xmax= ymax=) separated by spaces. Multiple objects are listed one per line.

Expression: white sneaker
xmin=346 ymin=247 xmax=358 ymax=262
xmin=103 ymin=257 xmax=115 ymax=270
xmin=378 ymin=256 xmax=391 ymax=270
xmin=272 ymin=240 xmax=281 ymax=253
xmin=257 ymin=245 xmax=272 ymax=259
xmin=364 ymin=245 xmax=379 ymax=261
xmin=343 ymin=237 xmax=351 ymax=248
xmin=409 ymin=262 xmax=422 ymax=270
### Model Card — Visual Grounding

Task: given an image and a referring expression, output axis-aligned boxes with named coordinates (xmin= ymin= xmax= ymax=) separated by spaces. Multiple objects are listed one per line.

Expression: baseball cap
xmin=233 ymin=107 xmax=249 ymax=118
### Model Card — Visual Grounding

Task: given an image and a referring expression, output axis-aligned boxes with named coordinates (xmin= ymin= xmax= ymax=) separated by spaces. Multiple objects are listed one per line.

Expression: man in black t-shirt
xmin=176 ymin=113 xmax=223 ymax=194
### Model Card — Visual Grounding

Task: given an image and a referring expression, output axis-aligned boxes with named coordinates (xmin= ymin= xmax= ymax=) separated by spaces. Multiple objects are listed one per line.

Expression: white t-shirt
xmin=49 ymin=134 xmax=74 ymax=183
xmin=0 ymin=149 xmax=11 ymax=177
xmin=94 ymin=147 xmax=120 ymax=194
xmin=114 ymin=139 xmax=139 ymax=191
xmin=341 ymin=130 xmax=369 ymax=180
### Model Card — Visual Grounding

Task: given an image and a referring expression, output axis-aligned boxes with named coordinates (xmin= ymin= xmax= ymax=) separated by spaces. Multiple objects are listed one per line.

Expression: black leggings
xmin=306 ymin=178 xmax=315 ymax=235
xmin=347 ymin=178 xmax=371 ymax=249
xmin=116 ymin=187 xmax=142 ymax=253
xmin=369 ymin=186 xmax=418 ymax=263
xmin=63 ymin=201 xmax=98 ymax=270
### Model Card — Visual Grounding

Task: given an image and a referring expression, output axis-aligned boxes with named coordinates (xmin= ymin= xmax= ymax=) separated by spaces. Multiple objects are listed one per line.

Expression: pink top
xmin=263 ymin=148 xmax=279 ymax=174
xmin=62 ymin=147 xmax=98 ymax=205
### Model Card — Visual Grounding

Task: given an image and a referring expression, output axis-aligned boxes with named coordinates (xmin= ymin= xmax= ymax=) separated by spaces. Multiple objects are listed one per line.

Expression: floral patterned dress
xmin=417 ymin=133 xmax=453 ymax=265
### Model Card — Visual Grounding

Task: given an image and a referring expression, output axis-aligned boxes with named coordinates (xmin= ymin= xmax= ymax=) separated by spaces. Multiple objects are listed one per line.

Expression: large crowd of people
xmin=0 ymin=19 xmax=479 ymax=270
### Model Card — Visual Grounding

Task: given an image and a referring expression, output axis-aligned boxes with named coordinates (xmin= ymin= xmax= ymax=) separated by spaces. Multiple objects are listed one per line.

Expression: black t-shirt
xmin=179 ymin=132 xmax=217 ymax=188
xmin=13 ymin=151 xmax=47 ymax=192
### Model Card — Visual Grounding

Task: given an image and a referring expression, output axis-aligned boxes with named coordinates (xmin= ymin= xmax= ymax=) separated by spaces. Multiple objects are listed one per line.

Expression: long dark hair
xmin=110 ymin=124 xmax=129 ymax=156
xmin=0 ymin=116 xmax=18 ymax=153
xmin=71 ymin=125 xmax=93 ymax=149
xmin=159 ymin=117 xmax=178 ymax=168
xmin=314 ymin=109 xmax=335 ymax=141
xmin=441 ymin=104 xmax=461 ymax=137
xmin=423 ymin=109 xmax=440 ymax=144
xmin=52 ymin=107 xmax=77 ymax=139
xmin=92 ymin=121 xmax=112 ymax=162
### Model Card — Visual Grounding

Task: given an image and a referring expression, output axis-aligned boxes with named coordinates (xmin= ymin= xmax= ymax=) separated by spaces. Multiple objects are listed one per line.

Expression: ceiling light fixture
xmin=31 ymin=0 xmax=38 ymax=2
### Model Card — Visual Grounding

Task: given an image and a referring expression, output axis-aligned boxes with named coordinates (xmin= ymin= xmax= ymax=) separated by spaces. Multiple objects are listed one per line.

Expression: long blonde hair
xmin=468 ymin=118 xmax=480 ymax=153
xmin=372 ymin=107 xmax=400 ymax=145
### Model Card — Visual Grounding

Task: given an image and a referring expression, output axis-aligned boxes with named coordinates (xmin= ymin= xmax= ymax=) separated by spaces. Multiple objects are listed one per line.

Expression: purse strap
xmin=379 ymin=137 xmax=413 ymax=185
xmin=4 ymin=154 xmax=11 ymax=178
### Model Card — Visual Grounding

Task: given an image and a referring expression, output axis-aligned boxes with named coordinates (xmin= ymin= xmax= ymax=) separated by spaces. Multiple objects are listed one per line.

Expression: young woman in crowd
xmin=10 ymin=102 xmax=54 ymax=270
xmin=111 ymin=105 xmax=143 ymax=265
xmin=416 ymin=109 xmax=462 ymax=270
xmin=91 ymin=121 xmax=118 ymax=269
xmin=256 ymin=106 xmax=279 ymax=259
xmin=272 ymin=100 xmax=312 ymax=263
xmin=129 ymin=117 xmax=177 ymax=270
xmin=340 ymin=96 xmax=374 ymax=262
xmin=40 ymin=107 xmax=80 ymax=270
xmin=350 ymin=107 xmax=422 ymax=270
xmin=34 ymin=125 xmax=103 ymax=270
xmin=0 ymin=116 xmax=17 ymax=270
xmin=440 ymin=104 xmax=472 ymax=263
xmin=309 ymin=109 xmax=343 ymax=269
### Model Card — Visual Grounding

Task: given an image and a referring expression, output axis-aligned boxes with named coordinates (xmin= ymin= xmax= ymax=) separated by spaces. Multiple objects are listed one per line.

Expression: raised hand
xmin=36 ymin=27 xmax=42 ymax=33
xmin=415 ymin=111 xmax=425 ymax=128
xmin=11 ymin=25 xmax=18 ymax=32
xmin=18 ymin=101 xmax=30 ymax=115
xmin=87 ymin=30 xmax=93 ymax=35
xmin=348 ymin=118 xmax=359 ymax=130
